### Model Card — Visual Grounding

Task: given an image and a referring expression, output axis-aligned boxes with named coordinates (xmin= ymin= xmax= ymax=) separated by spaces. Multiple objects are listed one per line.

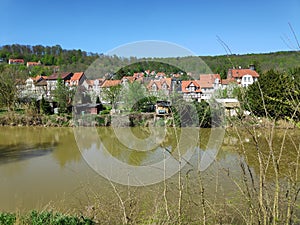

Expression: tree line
xmin=1 ymin=44 xmax=300 ymax=79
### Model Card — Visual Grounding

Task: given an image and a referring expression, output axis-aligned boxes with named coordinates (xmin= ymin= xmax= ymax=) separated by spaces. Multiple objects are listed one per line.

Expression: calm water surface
xmin=0 ymin=126 xmax=299 ymax=213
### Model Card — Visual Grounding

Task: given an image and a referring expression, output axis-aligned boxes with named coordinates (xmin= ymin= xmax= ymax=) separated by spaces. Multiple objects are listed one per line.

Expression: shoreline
xmin=0 ymin=112 xmax=298 ymax=129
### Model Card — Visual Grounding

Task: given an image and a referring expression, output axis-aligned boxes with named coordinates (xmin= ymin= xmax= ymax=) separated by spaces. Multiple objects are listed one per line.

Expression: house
xmin=121 ymin=76 xmax=136 ymax=88
xmin=82 ymin=79 xmax=94 ymax=92
xmin=20 ymin=75 xmax=48 ymax=98
xmin=221 ymin=78 xmax=236 ymax=88
xmin=155 ymin=100 xmax=171 ymax=116
xmin=26 ymin=61 xmax=41 ymax=67
xmin=69 ymin=72 xmax=86 ymax=86
xmin=8 ymin=59 xmax=24 ymax=65
xmin=133 ymin=72 xmax=144 ymax=79
xmin=181 ymin=80 xmax=202 ymax=102
xmin=46 ymin=72 xmax=73 ymax=95
xmin=100 ymin=79 xmax=121 ymax=88
xmin=215 ymin=98 xmax=240 ymax=117
xmin=198 ymin=74 xmax=221 ymax=100
xmin=155 ymin=72 xmax=166 ymax=79
xmin=227 ymin=68 xmax=259 ymax=87
xmin=74 ymin=103 xmax=103 ymax=115
xmin=147 ymin=78 xmax=172 ymax=96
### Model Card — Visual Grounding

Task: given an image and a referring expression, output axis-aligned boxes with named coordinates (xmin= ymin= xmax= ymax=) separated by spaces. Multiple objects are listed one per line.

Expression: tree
xmin=0 ymin=65 xmax=26 ymax=111
xmin=53 ymin=78 xmax=74 ymax=113
xmin=102 ymin=85 xmax=121 ymax=110
xmin=122 ymin=82 xmax=146 ymax=111
xmin=40 ymin=96 xmax=52 ymax=114
xmin=242 ymin=69 xmax=300 ymax=121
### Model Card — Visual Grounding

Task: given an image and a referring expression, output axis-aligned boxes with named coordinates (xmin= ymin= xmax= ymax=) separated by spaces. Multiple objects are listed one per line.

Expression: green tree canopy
xmin=53 ymin=78 xmax=74 ymax=113
xmin=242 ymin=69 xmax=300 ymax=121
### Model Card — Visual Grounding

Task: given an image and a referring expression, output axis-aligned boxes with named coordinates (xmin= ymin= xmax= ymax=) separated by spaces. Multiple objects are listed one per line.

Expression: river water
xmin=0 ymin=126 xmax=299 ymax=222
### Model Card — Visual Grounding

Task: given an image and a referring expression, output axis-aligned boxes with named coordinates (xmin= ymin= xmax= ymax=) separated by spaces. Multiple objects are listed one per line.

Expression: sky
xmin=1 ymin=0 xmax=299 ymax=57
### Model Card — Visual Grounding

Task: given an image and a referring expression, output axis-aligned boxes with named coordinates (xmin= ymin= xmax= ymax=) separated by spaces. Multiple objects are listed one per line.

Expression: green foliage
xmin=40 ymin=96 xmax=52 ymax=115
xmin=1 ymin=44 xmax=299 ymax=80
xmin=242 ymin=69 xmax=300 ymax=121
xmin=102 ymin=85 xmax=121 ymax=109
xmin=194 ymin=101 xmax=212 ymax=127
xmin=23 ymin=211 xmax=94 ymax=225
xmin=215 ymin=83 xmax=241 ymax=98
xmin=0 ymin=212 xmax=16 ymax=225
xmin=53 ymin=78 xmax=74 ymax=114
xmin=0 ymin=65 xmax=27 ymax=111
xmin=115 ymin=61 xmax=187 ymax=79
xmin=122 ymin=82 xmax=147 ymax=111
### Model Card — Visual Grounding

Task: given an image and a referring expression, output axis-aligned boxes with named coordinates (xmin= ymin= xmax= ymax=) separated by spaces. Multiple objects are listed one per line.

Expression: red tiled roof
xmin=147 ymin=78 xmax=171 ymax=91
xmin=221 ymin=78 xmax=236 ymax=85
xmin=121 ymin=76 xmax=135 ymax=83
xmin=101 ymin=80 xmax=121 ymax=88
xmin=181 ymin=80 xmax=201 ymax=93
xmin=9 ymin=59 xmax=24 ymax=63
xmin=161 ymin=78 xmax=171 ymax=88
xmin=27 ymin=61 xmax=41 ymax=66
xmin=156 ymin=72 xmax=166 ymax=77
xmin=147 ymin=80 xmax=161 ymax=91
xmin=229 ymin=69 xmax=259 ymax=78
xmin=70 ymin=72 xmax=84 ymax=81
xmin=198 ymin=74 xmax=221 ymax=88
xmin=133 ymin=72 xmax=144 ymax=78
xmin=47 ymin=72 xmax=73 ymax=80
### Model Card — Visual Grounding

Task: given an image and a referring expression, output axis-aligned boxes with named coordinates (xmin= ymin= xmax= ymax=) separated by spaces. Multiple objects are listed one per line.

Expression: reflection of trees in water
xmin=0 ymin=127 xmax=82 ymax=168
xmin=94 ymin=127 xmax=199 ymax=166
xmin=0 ymin=143 xmax=54 ymax=164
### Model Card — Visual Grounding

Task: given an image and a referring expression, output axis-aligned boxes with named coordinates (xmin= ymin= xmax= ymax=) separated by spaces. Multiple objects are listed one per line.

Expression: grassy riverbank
xmin=0 ymin=109 xmax=299 ymax=129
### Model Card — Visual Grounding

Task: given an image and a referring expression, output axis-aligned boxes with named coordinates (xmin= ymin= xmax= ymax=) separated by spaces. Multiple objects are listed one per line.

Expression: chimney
xmin=249 ymin=64 xmax=256 ymax=70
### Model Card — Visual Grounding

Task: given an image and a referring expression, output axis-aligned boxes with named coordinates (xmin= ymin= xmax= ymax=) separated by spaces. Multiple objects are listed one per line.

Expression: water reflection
xmin=0 ymin=143 xmax=54 ymax=164
xmin=0 ymin=126 xmax=299 ymax=213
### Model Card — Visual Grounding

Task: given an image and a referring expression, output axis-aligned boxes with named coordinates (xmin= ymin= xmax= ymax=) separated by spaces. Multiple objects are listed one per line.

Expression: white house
xmin=227 ymin=68 xmax=259 ymax=88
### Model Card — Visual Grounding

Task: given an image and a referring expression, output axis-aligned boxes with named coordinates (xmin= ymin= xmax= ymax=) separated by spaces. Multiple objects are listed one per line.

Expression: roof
xmin=133 ymin=72 xmax=144 ymax=78
xmin=70 ymin=72 xmax=84 ymax=81
xmin=156 ymin=72 xmax=166 ymax=77
xmin=229 ymin=69 xmax=259 ymax=78
xmin=198 ymin=74 xmax=221 ymax=88
xmin=9 ymin=59 xmax=24 ymax=62
xmin=121 ymin=76 xmax=135 ymax=83
xmin=47 ymin=72 xmax=73 ymax=80
xmin=221 ymin=78 xmax=236 ymax=85
xmin=101 ymin=80 xmax=121 ymax=88
xmin=147 ymin=78 xmax=171 ymax=91
xmin=160 ymin=78 xmax=172 ymax=88
xmin=93 ymin=78 xmax=105 ymax=85
xmin=27 ymin=61 xmax=41 ymax=66
xmin=147 ymin=80 xmax=161 ymax=90
xmin=181 ymin=80 xmax=201 ymax=93
xmin=35 ymin=79 xmax=47 ymax=86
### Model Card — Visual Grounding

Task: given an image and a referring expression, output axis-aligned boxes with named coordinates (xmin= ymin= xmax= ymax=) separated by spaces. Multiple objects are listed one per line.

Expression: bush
xmin=23 ymin=211 xmax=94 ymax=225
xmin=0 ymin=212 xmax=16 ymax=225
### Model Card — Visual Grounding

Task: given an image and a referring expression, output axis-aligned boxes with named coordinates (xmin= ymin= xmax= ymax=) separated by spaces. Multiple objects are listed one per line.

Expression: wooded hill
xmin=0 ymin=44 xmax=299 ymax=78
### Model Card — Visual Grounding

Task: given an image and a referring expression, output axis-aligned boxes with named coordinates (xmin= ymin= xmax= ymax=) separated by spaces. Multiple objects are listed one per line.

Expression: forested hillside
xmin=0 ymin=44 xmax=299 ymax=79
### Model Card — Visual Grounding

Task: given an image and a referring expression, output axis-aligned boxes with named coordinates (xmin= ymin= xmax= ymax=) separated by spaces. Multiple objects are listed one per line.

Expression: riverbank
xmin=0 ymin=111 xmax=299 ymax=129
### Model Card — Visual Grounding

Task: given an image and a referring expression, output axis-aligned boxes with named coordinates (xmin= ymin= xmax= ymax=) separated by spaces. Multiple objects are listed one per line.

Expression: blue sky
xmin=1 ymin=0 xmax=299 ymax=56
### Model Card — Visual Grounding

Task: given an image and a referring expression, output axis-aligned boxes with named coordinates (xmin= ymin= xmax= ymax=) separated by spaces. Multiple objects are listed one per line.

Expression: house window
xmin=152 ymin=84 xmax=157 ymax=91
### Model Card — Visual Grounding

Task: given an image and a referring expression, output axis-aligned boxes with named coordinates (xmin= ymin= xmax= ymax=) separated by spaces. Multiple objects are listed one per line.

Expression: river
xmin=0 ymin=126 xmax=299 ymax=223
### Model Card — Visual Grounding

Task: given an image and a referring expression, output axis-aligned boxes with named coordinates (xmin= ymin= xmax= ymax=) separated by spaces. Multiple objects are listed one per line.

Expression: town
xmin=9 ymin=57 xmax=259 ymax=118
